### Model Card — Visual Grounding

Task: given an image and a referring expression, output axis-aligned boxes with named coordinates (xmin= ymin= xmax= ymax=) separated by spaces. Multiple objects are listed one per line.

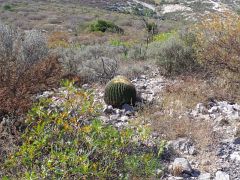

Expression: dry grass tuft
xmin=48 ymin=31 xmax=70 ymax=48
xmin=134 ymin=76 xmax=222 ymax=169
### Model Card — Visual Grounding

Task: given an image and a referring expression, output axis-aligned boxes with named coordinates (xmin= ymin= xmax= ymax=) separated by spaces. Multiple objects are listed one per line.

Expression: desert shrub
xmin=3 ymin=4 xmax=13 ymax=11
xmin=58 ymin=45 xmax=125 ymax=83
xmin=90 ymin=20 xmax=124 ymax=34
xmin=48 ymin=31 xmax=70 ymax=48
xmin=0 ymin=22 xmax=15 ymax=61
xmin=3 ymin=82 xmax=163 ymax=179
xmin=0 ymin=56 xmax=62 ymax=115
xmin=147 ymin=34 xmax=198 ymax=76
xmin=117 ymin=60 xmax=151 ymax=79
xmin=191 ymin=12 xmax=240 ymax=100
xmin=22 ymin=30 xmax=49 ymax=63
xmin=109 ymin=39 xmax=129 ymax=57
xmin=128 ymin=44 xmax=148 ymax=61
xmin=0 ymin=22 xmax=60 ymax=115
xmin=0 ymin=23 xmax=49 ymax=74
xmin=192 ymin=12 xmax=240 ymax=75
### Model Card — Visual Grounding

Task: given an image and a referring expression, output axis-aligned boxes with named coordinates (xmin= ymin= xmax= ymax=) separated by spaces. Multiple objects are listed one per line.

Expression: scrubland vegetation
xmin=0 ymin=0 xmax=240 ymax=179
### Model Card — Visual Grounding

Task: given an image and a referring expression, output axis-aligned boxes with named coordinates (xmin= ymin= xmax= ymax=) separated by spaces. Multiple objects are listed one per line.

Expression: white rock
xmin=110 ymin=114 xmax=120 ymax=121
xmin=103 ymin=105 xmax=114 ymax=114
xmin=167 ymin=176 xmax=184 ymax=180
xmin=82 ymin=84 xmax=89 ymax=89
xmin=208 ymin=106 xmax=219 ymax=114
xmin=119 ymin=116 xmax=129 ymax=122
xmin=199 ymin=173 xmax=211 ymax=180
xmin=168 ymin=138 xmax=196 ymax=155
xmin=214 ymin=171 xmax=230 ymax=180
xmin=230 ymin=151 xmax=240 ymax=162
xmin=99 ymin=116 xmax=109 ymax=123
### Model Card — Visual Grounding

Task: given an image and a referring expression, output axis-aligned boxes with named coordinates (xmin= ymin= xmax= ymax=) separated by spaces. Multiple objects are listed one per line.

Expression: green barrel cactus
xmin=104 ymin=76 xmax=137 ymax=108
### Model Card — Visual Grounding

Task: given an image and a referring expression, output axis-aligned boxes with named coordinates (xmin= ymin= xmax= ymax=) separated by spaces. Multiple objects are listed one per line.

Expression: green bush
xmin=3 ymin=4 xmax=13 ymax=11
xmin=146 ymin=22 xmax=158 ymax=34
xmin=153 ymin=30 xmax=176 ymax=42
xmin=90 ymin=20 xmax=124 ymax=34
xmin=147 ymin=34 xmax=198 ymax=76
xmin=3 ymin=81 xmax=163 ymax=179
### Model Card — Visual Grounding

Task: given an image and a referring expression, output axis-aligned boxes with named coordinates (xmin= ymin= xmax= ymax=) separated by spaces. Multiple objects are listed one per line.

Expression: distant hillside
xmin=77 ymin=0 xmax=240 ymax=21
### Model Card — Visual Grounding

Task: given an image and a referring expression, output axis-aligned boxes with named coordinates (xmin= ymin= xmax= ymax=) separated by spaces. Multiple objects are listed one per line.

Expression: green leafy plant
xmin=104 ymin=76 xmax=137 ymax=108
xmin=153 ymin=30 xmax=176 ymax=42
xmin=90 ymin=20 xmax=124 ymax=34
xmin=3 ymin=81 xmax=163 ymax=179
xmin=109 ymin=39 xmax=133 ymax=48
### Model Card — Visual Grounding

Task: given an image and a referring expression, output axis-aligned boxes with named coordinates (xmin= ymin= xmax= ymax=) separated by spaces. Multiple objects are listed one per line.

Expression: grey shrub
xmin=21 ymin=30 xmax=48 ymax=64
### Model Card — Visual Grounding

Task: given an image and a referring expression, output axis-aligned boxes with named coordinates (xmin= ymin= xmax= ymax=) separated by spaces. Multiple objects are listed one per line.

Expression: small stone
xmin=208 ymin=106 xmax=219 ymax=114
xmin=230 ymin=151 xmax=240 ymax=162
xmin=167 ymin=176 xmax=184 ymax=180
xmin=168 ymin=138 xmax=196 ymax=155
xmin=198 ymin=173 xmax=211 ymax=180
xmin=188 ymin=146 xmax=196 ymax=155
xmin=110 ymin=114 xmax=120 ymax=121
xmin=215 ymin=171 xmax=230 ymax=180
xmin=115 ymin=109 xmax=121 ymax=115
xmin=103 ymin=105 xmax=114 ymax=114
xmin=156 ymin=168 xmax=162 ymax=176
xmin=99 ymin=116 xmax=109 ymax=123
xmin=122 ymin=104 xmax=134 ymax=113
xmin=172 ymin=158 xmax=192 ymax=176
xmin=119 ymin=116 xmax=129 ymax=122
xmin=139 ymin=75 xmax=146 ymax=79
xmin=82 ymin=84 xmax=89 ymax=89
xmin=233 ymin=137 xmax=240 ymax=144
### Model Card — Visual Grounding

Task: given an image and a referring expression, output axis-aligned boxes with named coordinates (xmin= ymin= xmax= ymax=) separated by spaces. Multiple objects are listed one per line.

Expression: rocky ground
xmin=82 ymin=0 xmax=240 ymax=21
xmin=35 ymin=72 xmax=240 ymax=180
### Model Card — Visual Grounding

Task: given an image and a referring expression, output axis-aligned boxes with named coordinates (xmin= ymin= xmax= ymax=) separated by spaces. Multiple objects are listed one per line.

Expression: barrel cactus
xmin=104 ymin=76 xmax=137 ymax=108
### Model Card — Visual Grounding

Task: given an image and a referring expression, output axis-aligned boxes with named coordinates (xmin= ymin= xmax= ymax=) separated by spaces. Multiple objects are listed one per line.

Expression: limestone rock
xmin=198 ymin=173 xmax=211 ymax=180
xmin=214 ymin=171 xmax=230 ymax=180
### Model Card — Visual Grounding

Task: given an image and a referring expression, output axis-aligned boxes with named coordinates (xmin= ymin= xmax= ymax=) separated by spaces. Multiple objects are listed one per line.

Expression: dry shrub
xmin=136 ymin=76 xmax=220 ymax=151
xmin=48 ymin=31 xmax=70 ymax=48
xmin=193 ymin=12 xmax=240 ymax=75
xmin=0 ymin=56 xmax=63 ymax=115
xmin=0 ymin=22 xmax=65 ymax=115
xmin=162 ymin=77 xmax=211 ymax=110
xmin=139 ymin=107 xmax=215 ymax=151
xmin=58 ymin=45 xmax=122 ymax=83
xmin=0 ymin=56 xmax=63 ymax=167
